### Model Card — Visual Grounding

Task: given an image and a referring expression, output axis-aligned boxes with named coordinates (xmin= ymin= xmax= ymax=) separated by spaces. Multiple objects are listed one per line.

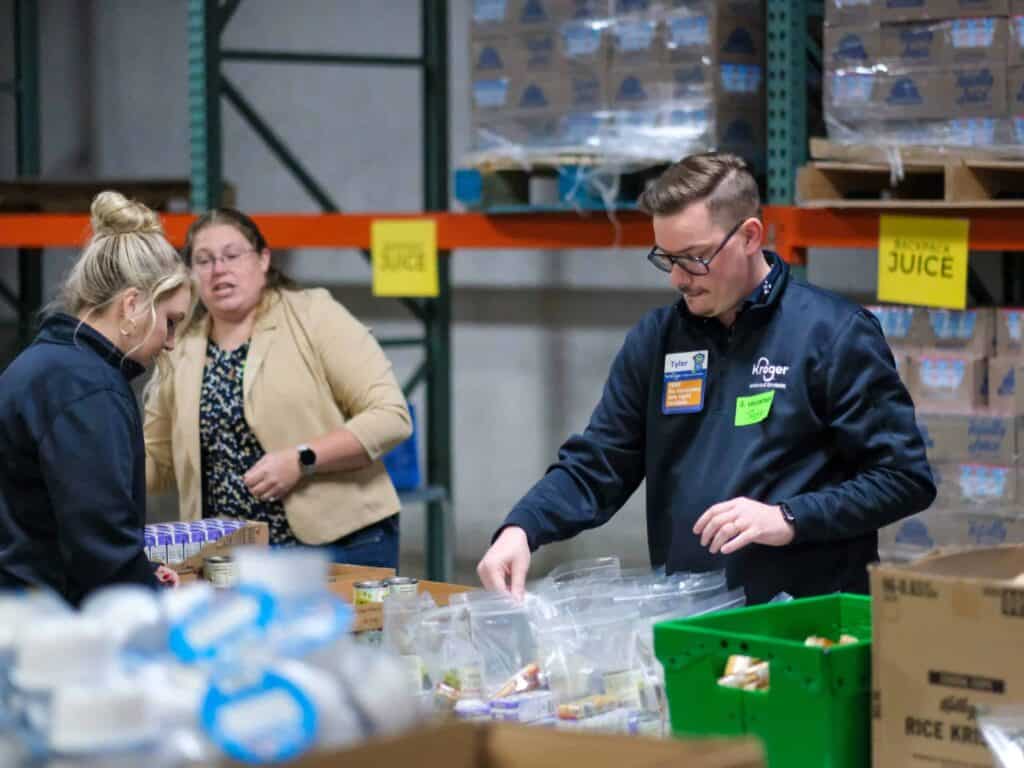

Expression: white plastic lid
xmin=49 ymin=678 xmax=156 ymax=754
xmin=160 ymin=580 xmax=214 ymax=623
xmin=11 ymin=616 xmax=117 ymax=691
xmin=80 ymin=585 xmax=162 ymax=645
xmin=0 ymin=591 xmax=69 ymax=651
xmin=234 ymin=547 xmax=329 ymax=599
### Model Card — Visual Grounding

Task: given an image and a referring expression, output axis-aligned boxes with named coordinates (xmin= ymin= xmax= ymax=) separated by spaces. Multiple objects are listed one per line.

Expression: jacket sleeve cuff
xmin=494 ymin=511 xmax=541 ymax=552
xmin=780 ymin=494 xmax=828 ymax=544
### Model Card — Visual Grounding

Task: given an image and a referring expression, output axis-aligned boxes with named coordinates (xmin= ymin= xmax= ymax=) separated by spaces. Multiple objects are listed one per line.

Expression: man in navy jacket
xmin=477 ymin=152 xmax=936 ymax=603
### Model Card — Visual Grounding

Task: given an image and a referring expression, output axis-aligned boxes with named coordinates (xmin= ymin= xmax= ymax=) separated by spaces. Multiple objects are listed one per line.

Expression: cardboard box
xmin=715 ymin=107 xmax=767 ymax=156
xmin=558 ymin=19 xmax=611 ymax=69
xmin=956 ymin=512 xmax=1024 ymax=547
xmin=932 ymin=461 xmax=1018 ymax=505
xmin=471 ymin=110 xmax=562 ymax=151
xmin=829 ymin=65 xmax=1007 ymax=120
xmin=880 ymin=22 xmax=946 ymax=68
xmin=165 ymin=520 xmax=270 ymax=575
xmin=866 ymin=304 xmax=928 ymax=349
xmin=825 ymin=26 xmax=883 ymax=70
xmin=664 ymin=10 xmax=765 ymax=66
xmin=989 ymin=357 xmax=1024 ymax=414
xmin=947 ymin=17 xmax=1009 ymax=65
xmin=327 ymin=564 xmax=476 ymax=632
xmin=996 ymin=308 xmax=1024 ymax=357
xmin=564 ymin=63 xmax=610 ymax=110
xmin=878 ymin=508 xmax=961 ymax=556
xmin=609 ymin=16 xmax=666 ymax=68
xmin=472 ymin=74 xmax=569 ymax=113
xmin=471 ymin=0 xmax=574 ymax=36
xmin=876 ymin=0 xmax=1010 ymax=22
xmin=870 ymin=545 xmax=1024 ymax=768
xmin=875 ymin=68 xmax=952 ymax=120
xmin=949 ymin=64 xmax=1007 ymax=117
xmin=1010 ymin=65 xmax=1024 ymax=115
xmin=825 ymin=0 xmax=877 ymax=27
xmin=921 ymin=307 xmax=996 ymax=355
xmin=908 ymin=354 xmax=988 ymax=410
xmin=878 ymin=18 xmax=1008 ymax=68
xmin=285 ymin=722 xmax=766 ymax=768
xmin=473 ymin=32 xmax=564 ymax=78
xmin=608 ymin=66 xmax=673 ymax=110
xmin=916 ymin=411 xmax=1017 ymax=463
xmin=1011 ymin=16 xmax=1024 ymax=66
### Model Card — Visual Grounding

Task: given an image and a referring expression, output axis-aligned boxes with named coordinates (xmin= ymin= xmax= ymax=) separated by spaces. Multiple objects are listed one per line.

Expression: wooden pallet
xmin=797 ymin=158 xmax=1024 ymax=208
xmin=454 ymin=157 xmax=669 ymax=214
xmin=809 ymin=137 xmax=1024 ymax=165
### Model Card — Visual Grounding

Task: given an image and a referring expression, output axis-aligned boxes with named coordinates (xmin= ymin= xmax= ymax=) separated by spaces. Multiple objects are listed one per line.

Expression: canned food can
xmin=204 ymin=555 xmax=236 ymax=589
xmin=353 ymin=580 xmax=389 ymax=605
xmin=386 ymin=577 xmax=419 ymax=599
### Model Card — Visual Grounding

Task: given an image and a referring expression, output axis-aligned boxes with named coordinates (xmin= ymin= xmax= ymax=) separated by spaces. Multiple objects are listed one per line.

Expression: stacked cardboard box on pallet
xmin=469 ymin=0 xmax=765 ymax=165
xmin=868 ymin=305 xmax=1024 ymax=559
xmin=823 ymin=0 xmax=1024 ymax=147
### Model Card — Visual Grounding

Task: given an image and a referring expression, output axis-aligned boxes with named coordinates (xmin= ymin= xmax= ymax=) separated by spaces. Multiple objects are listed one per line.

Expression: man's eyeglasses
xmin=647 ymin=219 xmax=745 ymax=276
xmin=192 ymin=249 xmax=256 ymax=272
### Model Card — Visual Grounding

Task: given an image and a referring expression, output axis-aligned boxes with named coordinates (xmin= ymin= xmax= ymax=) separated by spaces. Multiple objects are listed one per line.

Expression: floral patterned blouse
xmin=198 ymin=339 xmax=299 ymax=546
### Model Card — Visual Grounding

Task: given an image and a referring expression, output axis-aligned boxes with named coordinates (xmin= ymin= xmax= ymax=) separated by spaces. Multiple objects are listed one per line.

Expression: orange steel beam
xmin=0 ymin=212 xmax=654 ymax=251
xmin=763 ymin=207 xmax=1024 ymax=263
xmin=5 ymin=207 xmax=1017 ymax=261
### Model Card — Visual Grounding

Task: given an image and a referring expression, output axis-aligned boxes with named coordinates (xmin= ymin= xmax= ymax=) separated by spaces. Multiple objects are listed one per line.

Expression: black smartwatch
xmin=297 ymin=444 xmax=317 ymax=478
xmin=780 ymin=502 xmax=797 ymax=529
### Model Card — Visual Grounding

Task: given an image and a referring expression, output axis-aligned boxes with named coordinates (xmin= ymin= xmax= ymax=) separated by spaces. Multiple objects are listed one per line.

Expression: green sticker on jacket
xmin=735 ymin=390 xmax=775 ymax=427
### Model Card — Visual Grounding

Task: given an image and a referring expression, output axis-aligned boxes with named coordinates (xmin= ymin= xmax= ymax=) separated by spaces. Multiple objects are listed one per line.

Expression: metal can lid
xmin=204 ymin=555 xmax=234 ymax=565
xmin=386 ymin=577 xmax=419 ymax=585
xmin=354 ymin=580 xmax=388 ymax=589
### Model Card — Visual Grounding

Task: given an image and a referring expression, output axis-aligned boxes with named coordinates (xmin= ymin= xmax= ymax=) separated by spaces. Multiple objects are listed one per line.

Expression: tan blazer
xmin=144 ymin=288 xmax=412 ymax=544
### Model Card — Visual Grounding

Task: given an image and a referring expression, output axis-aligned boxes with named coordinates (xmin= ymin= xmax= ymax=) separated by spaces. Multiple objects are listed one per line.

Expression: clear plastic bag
xmin=468 ymin=597 xmax=538 ymax=700
xmin=981 ymin=709 xmax=1024 ymax=768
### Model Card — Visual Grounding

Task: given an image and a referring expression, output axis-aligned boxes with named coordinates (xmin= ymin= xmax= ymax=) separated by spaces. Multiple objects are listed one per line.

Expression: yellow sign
xmin=877 ymin=215 xmax=969 ymax=310
xmin=371 ymin=219 xmax=439 ymax=298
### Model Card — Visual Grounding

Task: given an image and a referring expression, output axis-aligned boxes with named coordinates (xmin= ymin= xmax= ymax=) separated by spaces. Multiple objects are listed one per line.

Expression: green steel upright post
xmin=14 ymin=0 xmax=42 ymax=346
xmin=188 ymin=0 xmax=223 ymax=211
xmin=423 ymin=0 xmax=453 ymax=582
xmin=766 ymin=0 xmax=808 ymax=205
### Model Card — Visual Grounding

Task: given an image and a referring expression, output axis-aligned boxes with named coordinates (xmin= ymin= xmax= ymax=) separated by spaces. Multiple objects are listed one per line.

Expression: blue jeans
xmin=322 ymin=515 xmax=399 ymax=570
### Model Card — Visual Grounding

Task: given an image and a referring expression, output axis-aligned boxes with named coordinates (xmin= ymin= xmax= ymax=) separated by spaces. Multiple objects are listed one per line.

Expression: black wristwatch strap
xmin=780 ymin=501 xmax=796 ymax=527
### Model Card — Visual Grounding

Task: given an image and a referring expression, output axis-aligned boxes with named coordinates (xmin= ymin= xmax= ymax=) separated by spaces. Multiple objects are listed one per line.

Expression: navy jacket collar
xmin=36 ymin=313 xmax=146 ymax=381
xmin=676 ymin=250 xmax=790 ymax=325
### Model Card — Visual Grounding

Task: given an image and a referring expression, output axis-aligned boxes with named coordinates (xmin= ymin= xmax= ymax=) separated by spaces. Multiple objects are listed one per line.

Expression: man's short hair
xmin=638 ymin=152 xmax=761 ymax=227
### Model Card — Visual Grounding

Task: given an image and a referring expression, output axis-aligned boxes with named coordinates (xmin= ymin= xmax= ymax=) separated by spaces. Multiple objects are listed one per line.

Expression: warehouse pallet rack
xmin=6 ymin=1 xmax=1024 ymax=582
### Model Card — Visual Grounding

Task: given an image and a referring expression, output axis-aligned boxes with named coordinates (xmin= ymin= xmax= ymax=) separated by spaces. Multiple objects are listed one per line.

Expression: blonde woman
xmin=144 ymin=208 xmax=411 ymax=567
xmin=0 ymin=191 xmax=191 ymax=605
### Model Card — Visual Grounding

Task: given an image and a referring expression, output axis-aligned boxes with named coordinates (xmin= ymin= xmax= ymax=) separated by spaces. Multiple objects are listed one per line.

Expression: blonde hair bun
xmin=90 ymin=190 xmax=163 ymax=237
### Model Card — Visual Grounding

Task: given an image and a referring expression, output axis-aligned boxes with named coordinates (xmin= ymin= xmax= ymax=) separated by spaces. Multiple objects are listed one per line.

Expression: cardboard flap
xmin=484 ymin=724 xmax=764 ymax=768
xmin=904 ymin=542 xmax=1024 ymax=580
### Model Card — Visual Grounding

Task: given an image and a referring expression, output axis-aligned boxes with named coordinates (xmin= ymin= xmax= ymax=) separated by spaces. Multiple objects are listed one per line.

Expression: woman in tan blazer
xmin=144 ymin=208 xmax=412 ymax=566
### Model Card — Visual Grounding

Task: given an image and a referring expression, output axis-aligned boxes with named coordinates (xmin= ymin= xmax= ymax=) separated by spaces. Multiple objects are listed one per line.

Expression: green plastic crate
xmin=654 ymin=594 xmax=871 ymax=768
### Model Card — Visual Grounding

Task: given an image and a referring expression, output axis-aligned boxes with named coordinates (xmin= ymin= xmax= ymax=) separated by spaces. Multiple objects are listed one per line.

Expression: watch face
xmin=299 ymin=448 xmax=316 ymax=467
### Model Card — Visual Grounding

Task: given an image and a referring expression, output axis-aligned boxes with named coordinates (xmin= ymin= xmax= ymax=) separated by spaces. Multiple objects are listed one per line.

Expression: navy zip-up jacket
xmin=503 ymin=254 xmax=936 ymax=603
xmin=0 ymin=313 xmax=158 ymax=605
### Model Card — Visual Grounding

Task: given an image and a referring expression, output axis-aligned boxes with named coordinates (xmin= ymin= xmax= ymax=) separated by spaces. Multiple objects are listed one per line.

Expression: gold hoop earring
xmin=120 ymin=317 xmax=137 ymax=337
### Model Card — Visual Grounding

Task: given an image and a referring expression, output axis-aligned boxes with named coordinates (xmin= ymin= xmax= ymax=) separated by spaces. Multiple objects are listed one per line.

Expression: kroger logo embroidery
xmin=752 ymin=357 xmax=790 ymax=388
